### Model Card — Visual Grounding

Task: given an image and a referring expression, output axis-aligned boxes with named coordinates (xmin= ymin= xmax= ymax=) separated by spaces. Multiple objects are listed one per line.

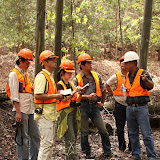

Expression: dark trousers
xmin=115 ymin=101 xmax=131 ymax=151
xmin=80 ymin=103 xmax=111 ymax=155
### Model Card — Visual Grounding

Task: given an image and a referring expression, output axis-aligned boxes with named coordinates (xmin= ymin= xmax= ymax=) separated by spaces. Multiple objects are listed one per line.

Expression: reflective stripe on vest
xmin=76 ymin=71 xmax=102 ymax=97
xmin=114 ymin=72 xmax=125 ymax=96
xmin=6 ymin=68 xmax=32 ymax=99
xmin=56 ymin=81 xmax=77 ymax=111
xmin=126 ymin=69 xmax=150 ymax=97
xmin=34 ymin=71 xmax=57 ymax=104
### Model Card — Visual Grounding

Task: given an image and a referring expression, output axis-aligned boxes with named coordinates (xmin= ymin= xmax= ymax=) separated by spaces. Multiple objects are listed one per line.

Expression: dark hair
xmin=133 ymin=60 xmax=137 ymax=65
xmin=56 ymin=69 xmax=66 ymax=82
xmin=16 ymin=57 xmax=26 ymax=65
xmin=80 ymin=61 xmax=87 ymax=70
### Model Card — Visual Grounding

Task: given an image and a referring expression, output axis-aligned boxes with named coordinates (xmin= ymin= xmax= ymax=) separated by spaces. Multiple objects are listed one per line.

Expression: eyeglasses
xmin=47 ymin=57 xmax=57 ymax=62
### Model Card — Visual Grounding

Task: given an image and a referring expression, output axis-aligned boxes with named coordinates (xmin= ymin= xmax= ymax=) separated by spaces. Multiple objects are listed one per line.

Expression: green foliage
xmin=0 ymin=0 xmax=159 ymax=55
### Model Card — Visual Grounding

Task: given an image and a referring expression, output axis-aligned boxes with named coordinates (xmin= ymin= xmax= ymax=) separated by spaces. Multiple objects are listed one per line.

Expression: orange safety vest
xmin=6 ymin=68 xmax=32 ymax=99
xmin=114 ymin=72 xmax=125 ymax=96
xmin=34 ymin=71 xmax=57 ymax=104
xmin=56 ymin=80 xmax=78 ymax=111
xmin=76 ymin=71 xmax=102 ymax=97
xmin=125 ymin=69 xmax=150 ymax=97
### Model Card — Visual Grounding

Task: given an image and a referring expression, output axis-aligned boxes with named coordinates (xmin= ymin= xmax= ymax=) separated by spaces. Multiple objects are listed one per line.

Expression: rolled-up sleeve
xmin=97 ymin=73 xmax=106 ymax=92
xmin=9 ymin=72 xmax=20 ymax=102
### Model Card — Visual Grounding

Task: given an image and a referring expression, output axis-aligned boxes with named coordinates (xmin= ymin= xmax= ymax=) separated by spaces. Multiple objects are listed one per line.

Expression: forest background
xmin=0 ymin=0 xmax=160 ymax=61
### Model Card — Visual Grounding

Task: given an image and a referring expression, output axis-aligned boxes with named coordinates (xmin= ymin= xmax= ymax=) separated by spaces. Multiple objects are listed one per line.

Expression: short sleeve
xmin=106 ymin=74 xmax=117 ymax=86
xmin=34 ymin=74 xmax=47 ymax=94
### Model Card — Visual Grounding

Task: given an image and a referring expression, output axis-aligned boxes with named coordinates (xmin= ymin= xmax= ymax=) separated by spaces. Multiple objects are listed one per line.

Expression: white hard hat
xmin=123 ymin=51 xmax=139 ymax=63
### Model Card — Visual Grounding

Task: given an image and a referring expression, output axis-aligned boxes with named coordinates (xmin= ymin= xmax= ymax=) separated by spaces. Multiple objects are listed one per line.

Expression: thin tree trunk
xmin=115 ymin=4 xmax=118 ymax=58
xmin=17 ymin=0 xmax=22 ymax=51
xmin=35 ymin=0 xmax=46 ymax=76
xmin=118 ymin=0 xmax=123 ymax=51
xmin=71 ymin=0 xmax=77 ymax=75
xmin=158 ymin=49 xmax=160 ymax=61
xmin=48 ymin=0 xmax=54 ymax=48
xmin=54 ymin=0 xmax=63 ymax=82
xmin=139 ymin=0 xmax=153 ymax=69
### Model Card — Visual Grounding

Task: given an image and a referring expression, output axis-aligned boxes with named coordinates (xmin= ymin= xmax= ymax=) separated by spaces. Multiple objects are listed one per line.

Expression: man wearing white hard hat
xmin=124 ymin=51 xmax=157 ymax=160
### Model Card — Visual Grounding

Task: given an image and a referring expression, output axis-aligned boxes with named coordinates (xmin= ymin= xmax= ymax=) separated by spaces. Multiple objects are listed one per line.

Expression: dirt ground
xmin=0 ymin=52 xmax=160 ymax=159
xmin=0 ymin=102 xmax=160 ymax=160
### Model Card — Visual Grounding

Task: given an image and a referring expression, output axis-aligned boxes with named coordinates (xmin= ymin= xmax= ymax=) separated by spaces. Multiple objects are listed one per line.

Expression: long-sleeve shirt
xmin=8 ymin=65 xmax=34 ymax=114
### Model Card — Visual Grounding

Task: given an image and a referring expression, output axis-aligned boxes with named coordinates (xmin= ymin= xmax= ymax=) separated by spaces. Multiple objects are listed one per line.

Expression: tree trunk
xmin=158 ymin=49 xmax=160 ymax=61
xmin=71 ymin=0 xmax=77 ymax=75
xmin=115 ymin=4 xmax=118 ymax=58
xmin=139 ymin=0 xmax=153 ymax=70
xmin=54 ymin=0 xmax=63 ymax=82
xmin=118 ymin=0 xmax=123 ymax=51
xmin=35 ymin=0 xmax=46 ymax=76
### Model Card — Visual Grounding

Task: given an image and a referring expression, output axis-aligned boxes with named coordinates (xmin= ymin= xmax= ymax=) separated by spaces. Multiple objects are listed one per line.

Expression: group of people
xmin=6 ymin=48 xmax=157 ymax=160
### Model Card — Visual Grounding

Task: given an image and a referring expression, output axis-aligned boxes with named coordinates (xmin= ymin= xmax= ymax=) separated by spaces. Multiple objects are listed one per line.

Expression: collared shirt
xmin=72 ymin=71 xmax=105 ymax=102
xmin=107 ymin=72 xmax=127 ymax=106
xmin=34 ymin=69 xmax=57 ymax=121
xmin=128 ymin=67 xmax=153 ymax=91
xmin=126 ymin=67 xmax=153 ymax=105
xmin=8 ymin=65 xmax=34 ymax=114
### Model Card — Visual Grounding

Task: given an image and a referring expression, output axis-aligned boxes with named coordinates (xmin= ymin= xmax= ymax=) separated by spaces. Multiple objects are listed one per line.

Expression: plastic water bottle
xmin=121 ymin=83 xmax=126 ymax=97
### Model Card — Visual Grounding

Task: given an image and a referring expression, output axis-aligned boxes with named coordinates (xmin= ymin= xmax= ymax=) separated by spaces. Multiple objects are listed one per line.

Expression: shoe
xmin=85 ymin=153 xmax=95 ymax=159
xmin=97 ymin=153 xmax=112 ymax=160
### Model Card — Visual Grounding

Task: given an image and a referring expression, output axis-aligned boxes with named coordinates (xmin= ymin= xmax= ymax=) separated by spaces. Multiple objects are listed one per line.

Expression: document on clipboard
xmin=82 ymin=83 xmax=89 ymax=90
xmin=60 ymin=88 xmax=72 ymax=96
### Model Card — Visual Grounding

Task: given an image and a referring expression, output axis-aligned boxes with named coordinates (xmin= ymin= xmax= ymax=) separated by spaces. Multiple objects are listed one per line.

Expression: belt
xmin=82 ymin=101 xmax=98 ymax=105
xmin=130 ymin=103 xmax=147 ymax=107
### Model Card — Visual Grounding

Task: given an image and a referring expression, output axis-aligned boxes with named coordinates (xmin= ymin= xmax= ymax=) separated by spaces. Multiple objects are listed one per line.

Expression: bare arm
xmin=140 ymin=73 xmax=154 ymax=90
xmin=35 ymin=93 xmax=64 ymax=100
xmin=106 ymin=83 xmax=114 ymax=96
xmin=13 ymin=101 xmax=22 ymax=122
xmin=97 ymin=89 xmax=106 ymax=108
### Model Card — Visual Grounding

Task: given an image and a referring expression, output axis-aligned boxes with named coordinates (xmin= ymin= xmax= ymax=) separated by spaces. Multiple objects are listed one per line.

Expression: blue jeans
xmin=13 ymin=112 xmax=40 ymax=160
xmin=80 ymin=103 xmax=111 ymax=155
xmin=126 ymin=105 xmax=157 ymax=160
xmin=115 ymin=102 xmax=131 ymax=151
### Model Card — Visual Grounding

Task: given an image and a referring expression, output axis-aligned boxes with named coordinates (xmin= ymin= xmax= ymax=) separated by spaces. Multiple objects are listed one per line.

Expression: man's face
xmin=120 ymin=62 xmax=126 ymax=71
xmin=82 ymin=61 xmax=92 ymax=72
xmin=125 ymin=61 xmax=132 ymax=72
xmin=47 ymin=57 xmax=57 ymax=70
xmin=20 ymin=59 xmax=31 ymax=71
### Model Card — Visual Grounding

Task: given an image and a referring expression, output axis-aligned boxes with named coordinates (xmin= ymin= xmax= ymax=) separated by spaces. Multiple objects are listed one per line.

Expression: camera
xmin=70 ymin=101 xmax=81 ymax=107
xmin=35 ymin=108 xmax=43 ymax=114
xmin=12 ymin=122 xmax=22 ymax=128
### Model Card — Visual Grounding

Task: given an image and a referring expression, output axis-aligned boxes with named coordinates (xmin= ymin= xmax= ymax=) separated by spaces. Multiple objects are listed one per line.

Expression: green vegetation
xmin=0 ymin=0 xmax=159 ymax=57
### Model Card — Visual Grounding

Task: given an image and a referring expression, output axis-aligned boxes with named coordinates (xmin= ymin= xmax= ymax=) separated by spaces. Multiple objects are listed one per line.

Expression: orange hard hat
xmin=39 ymin=50 xmax=59 ymax=64
xmin=119 ymin=56 xmax=124 ymax=63
xmin=77 ymin=53 xmax=93 ymax=63
xmin=59 ymin=59 xmax=74 ymax=72
xmin=18 ymin=48 xmax=33 ymax=61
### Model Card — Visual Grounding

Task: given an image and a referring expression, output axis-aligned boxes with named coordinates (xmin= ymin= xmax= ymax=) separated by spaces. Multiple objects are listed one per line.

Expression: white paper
xmin=82 ymin=83 xmax=89 ymax=89
xmin=60 ymin=88 xmax=72 ymax=96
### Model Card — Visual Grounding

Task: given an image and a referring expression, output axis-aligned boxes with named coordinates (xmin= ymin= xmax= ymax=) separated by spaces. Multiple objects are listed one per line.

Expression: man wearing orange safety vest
xmin=124 ymin=51 xmax=157 ymax=160
xmin=106 ymin=56 xmax=131 ymax=152
xmin=6 ymin=49 xmax=40 ymax=160
xmin=73 ymin=53 xmax=111 ymax=159
xmin=34 ymin=50 xmax=63 ymax=160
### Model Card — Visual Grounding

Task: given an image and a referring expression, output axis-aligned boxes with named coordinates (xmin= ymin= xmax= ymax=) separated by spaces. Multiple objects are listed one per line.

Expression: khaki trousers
xmin=37 ymin=115 xmax=56 ymax=160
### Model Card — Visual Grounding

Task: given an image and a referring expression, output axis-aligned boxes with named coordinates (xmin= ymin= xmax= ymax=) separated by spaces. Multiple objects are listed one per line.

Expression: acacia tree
xmin=139 ymin=0 xmax=153 ymax=69
xmin=35 ymin=0 xmax=46 ymax=76
xmin=54 ymin=0 xmax=63 ymax=81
